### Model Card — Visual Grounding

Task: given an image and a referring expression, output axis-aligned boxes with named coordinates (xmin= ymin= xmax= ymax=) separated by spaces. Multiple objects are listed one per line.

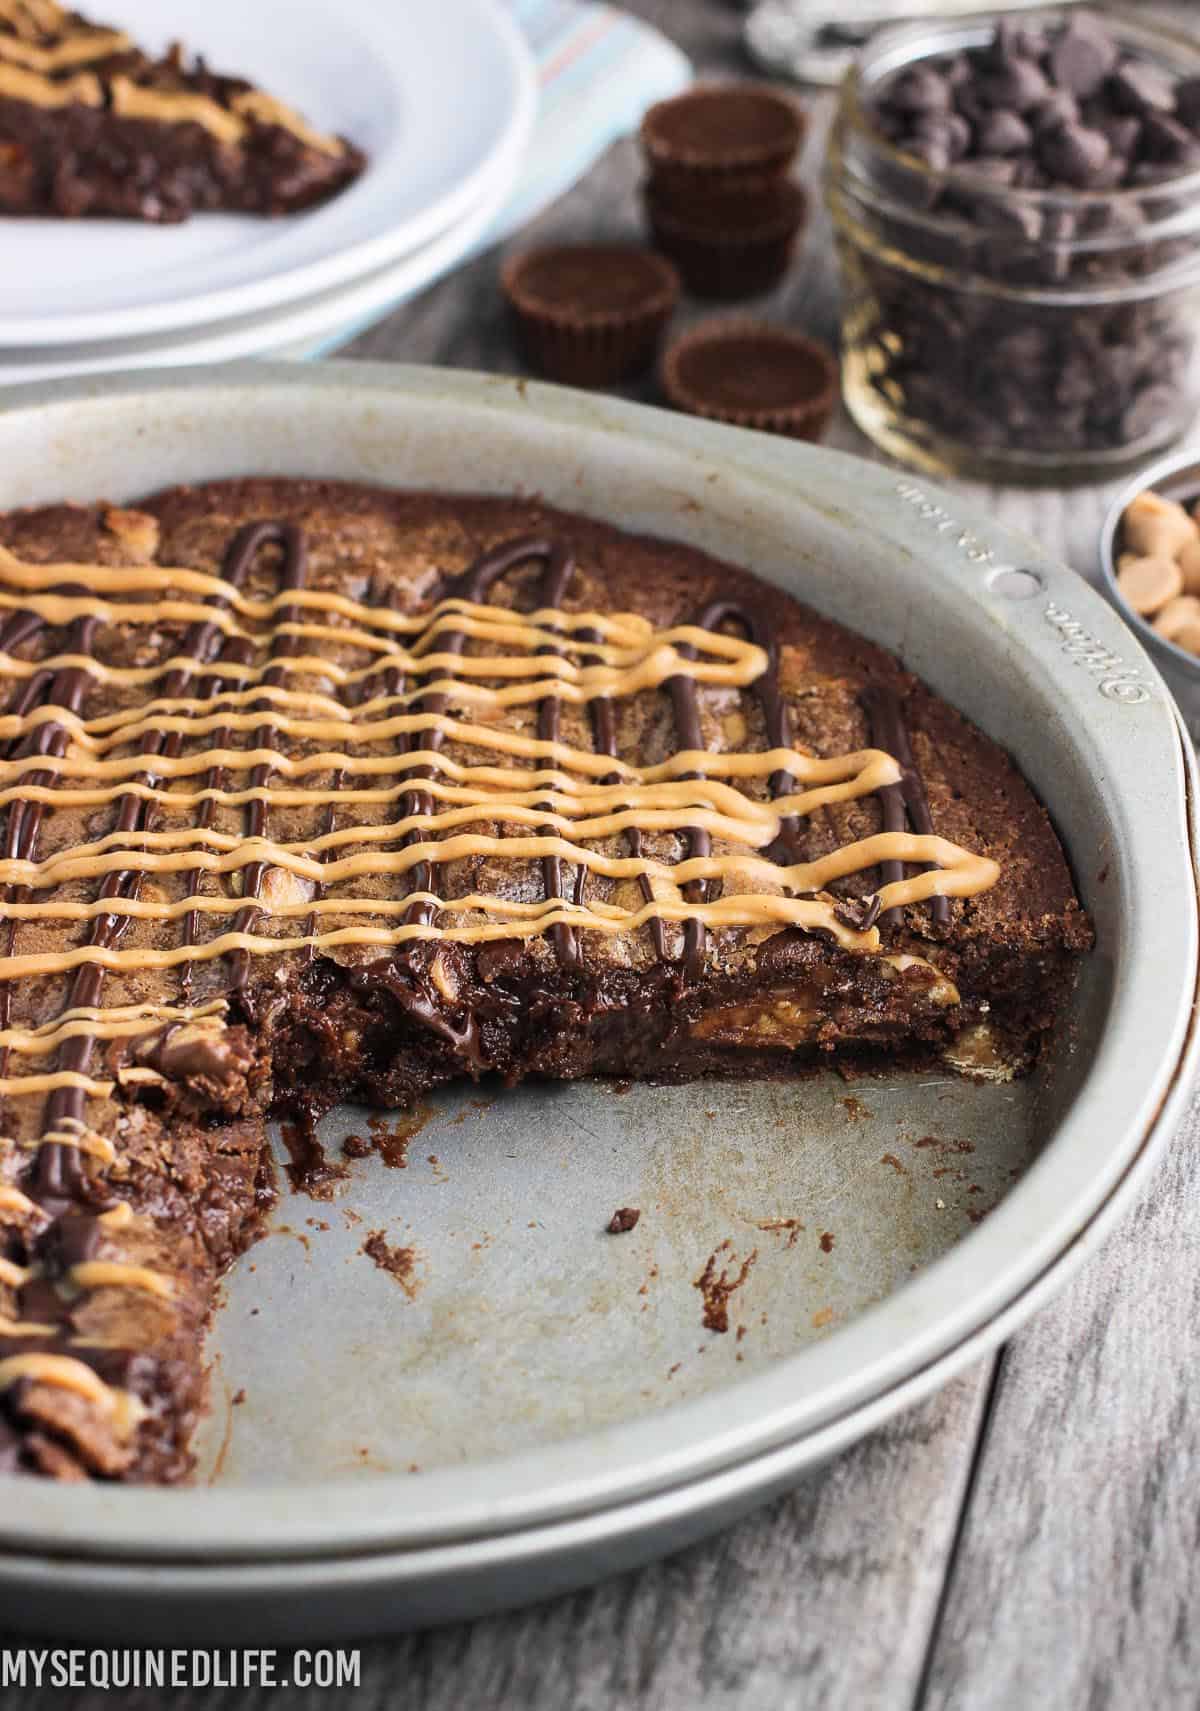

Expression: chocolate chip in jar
xmin=830 ymin=8 xmax=1200 ymax=476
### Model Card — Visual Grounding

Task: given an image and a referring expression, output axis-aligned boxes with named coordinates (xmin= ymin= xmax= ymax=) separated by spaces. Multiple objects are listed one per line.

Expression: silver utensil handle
xmin=745 ymin=0 xmax=1085 ymax=87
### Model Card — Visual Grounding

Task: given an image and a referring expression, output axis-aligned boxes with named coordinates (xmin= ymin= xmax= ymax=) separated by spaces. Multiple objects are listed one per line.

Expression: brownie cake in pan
xmin=0 ymin=0 xmax=365 ymax=221
xmin=0 ymin=480 xmax=1091 ymax=1482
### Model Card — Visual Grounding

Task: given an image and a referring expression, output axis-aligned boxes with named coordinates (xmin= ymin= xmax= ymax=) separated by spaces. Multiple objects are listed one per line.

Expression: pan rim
xmin=0 ymin=363 xmax=1193 ymax=1565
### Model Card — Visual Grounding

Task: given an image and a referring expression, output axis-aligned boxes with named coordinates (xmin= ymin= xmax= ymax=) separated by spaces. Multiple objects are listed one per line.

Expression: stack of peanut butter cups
xmin=639 ymin=85 xmax=807 ymax=301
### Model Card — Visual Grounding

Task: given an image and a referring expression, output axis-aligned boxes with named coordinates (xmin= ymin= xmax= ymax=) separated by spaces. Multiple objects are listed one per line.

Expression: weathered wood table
xmin=11 ymin=3 xmax=1199 ymax=1706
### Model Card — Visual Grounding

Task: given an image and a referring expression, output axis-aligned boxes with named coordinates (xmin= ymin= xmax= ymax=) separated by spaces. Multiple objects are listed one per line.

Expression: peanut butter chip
xmin=1170 ymin=622 xmax=1200 ymax=658
xmin=1116 ymin=554 xmax=1182 ymax=616
xmin=102 ymin=508 xmax=160 ymax=564
xmin=1177 ymin=539 xmax=1200 ymax=597
xmin=258 ymin=866 xmax=316 ymax=911
xmin=1122 ymin=490 xmax=1198 ymax=560
xmin=1153 ymin=595 xmax=1200 ymax=641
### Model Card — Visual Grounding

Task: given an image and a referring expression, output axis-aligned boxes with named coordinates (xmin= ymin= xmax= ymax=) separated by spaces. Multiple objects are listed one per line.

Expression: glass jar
xmin=825 ymin=8 xmax=1200 ymax=483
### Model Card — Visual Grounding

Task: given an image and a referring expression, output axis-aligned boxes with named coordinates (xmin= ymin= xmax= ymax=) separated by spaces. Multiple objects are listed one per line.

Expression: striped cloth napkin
xmin=306 ymin=0 xmax=690 ymax=355
xmin=499 ymin=0 xmax=691 ymax=234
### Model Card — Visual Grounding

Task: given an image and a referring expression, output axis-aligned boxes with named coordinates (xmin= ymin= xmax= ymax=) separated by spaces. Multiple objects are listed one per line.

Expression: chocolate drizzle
xmin=179 ymin=522 xmax=283 ymax=992
xmin=221 ymin=522 xmax=308 ymax=997
xmin=860 ymin=685 xmax=950 ymax=930
xmin=371 ymin=536 xmax=582 ymax=1067
xmin=670 ymin=598 xmax=798 ymax=981
xmin=579 ymin=622 xmax=668 ymax=965
xmin=6 ymin=609 xmax=99 ymax=1207
xmin=0 ymin=602 xmax=51 ymax=1049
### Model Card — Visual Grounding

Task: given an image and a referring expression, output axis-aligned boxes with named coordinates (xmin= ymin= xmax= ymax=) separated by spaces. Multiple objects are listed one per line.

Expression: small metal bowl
xmin=1100 ymin=448 xmax=1200 ymax=742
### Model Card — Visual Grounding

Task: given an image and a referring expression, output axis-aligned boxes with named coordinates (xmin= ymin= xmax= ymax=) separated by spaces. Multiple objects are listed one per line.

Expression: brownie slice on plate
xmin=0 ymin=481 xmax=1091 ymax=1481
xmin=0 ymin=0 xmax=366 ymax=220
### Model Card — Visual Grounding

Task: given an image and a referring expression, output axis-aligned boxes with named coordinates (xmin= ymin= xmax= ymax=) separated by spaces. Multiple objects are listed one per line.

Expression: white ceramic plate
xmin=0 ymin=120 xmax=527 ymax=382
xmin=0 ymin=0 xmax=535 ymax=346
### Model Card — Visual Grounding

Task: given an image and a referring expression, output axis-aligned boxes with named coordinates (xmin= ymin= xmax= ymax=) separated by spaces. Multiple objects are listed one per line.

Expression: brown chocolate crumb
xmin=881 ymin=1152 xmax=907 ymax=1175
xmin=841 ymin=1096 xmax=869 ymax=1121
xmin=607 ymin=1206 xmax=641 ymax=1234
xmin=694 ymin=1240 xmax=757 ymax=1333
xmin=736 ymin=1324 xmax=747 ymax=1342
xmin=756 ymin=1216 xmax=803 ymax=1248
xmin=361 ymin=1231 xmax=422 ymax=1298
xmin=232 ymin=1389 xmax=247 ymax=1407
xmin=279 ymin=1115 xmax=350 ymax=1200
xmin=341 ymin=1132 xmax=370 ymax=1158
xmin=835 ymin=894 xmax=881 ymax=933
xmin=819 ymin=1231 xmax=835 ymax=1253
xmin=364 ymin=1103 xmax=435 ymax=1169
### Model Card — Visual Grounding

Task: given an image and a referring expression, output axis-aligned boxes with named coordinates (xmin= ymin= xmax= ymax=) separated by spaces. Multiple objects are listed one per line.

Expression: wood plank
xmin=337 ymin=1375 xmax=989 ymax=1711
xmin=920 ymin=1102 xmax=1200 ymax=1711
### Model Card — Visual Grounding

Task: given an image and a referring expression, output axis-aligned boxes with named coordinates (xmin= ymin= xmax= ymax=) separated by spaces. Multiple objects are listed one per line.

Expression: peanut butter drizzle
xmin=109 ymin=74 xmax=243 ymax=143
xmin=0 ymin=524 xmax=1003 ymax=1437
xmin=0 ymin=10 xmax=346 ymax=153
xmin=110 ymin=75 xmax=347 ymax=156
xmin=0 ymin=998 xmax=226 ymax=1058
xmin=0 ymin=1353 xmax=146 ymax=1437
xmin=0 ymin=0 xmax=57 ymax=27
xmin=0 ymin=26 xmax=128 ymax=73
xmin=0 ymin=0 xmax=68 ymax=35
xmin=68 ymin=1261 xmax=173 ymax=1301
xmin=231 ymin=89 xmax=344 ymax=158
xmin=0 ymin=58 xmax=98 ymax=104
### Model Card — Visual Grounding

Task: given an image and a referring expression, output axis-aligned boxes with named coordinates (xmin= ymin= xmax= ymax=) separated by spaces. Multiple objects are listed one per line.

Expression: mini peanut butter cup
xmin=643 ymin=178 xmax=807 ymax=300
xmin=661 ymin=319 xmax=838 ymax=441
xmin=640 ymin=85 xmax=805 ymax=193
xmin=501 ymin=243 xmax=680 ymax=388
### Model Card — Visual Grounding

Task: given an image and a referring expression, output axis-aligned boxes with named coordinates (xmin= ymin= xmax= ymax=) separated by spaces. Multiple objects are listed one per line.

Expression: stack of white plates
xmin=0 ymin=0 xmax=537 ymax=383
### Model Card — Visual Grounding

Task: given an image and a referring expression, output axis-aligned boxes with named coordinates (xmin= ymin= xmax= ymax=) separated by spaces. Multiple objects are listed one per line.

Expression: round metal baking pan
xmin=0 ymin=367 xmax=1195 ymax=1632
